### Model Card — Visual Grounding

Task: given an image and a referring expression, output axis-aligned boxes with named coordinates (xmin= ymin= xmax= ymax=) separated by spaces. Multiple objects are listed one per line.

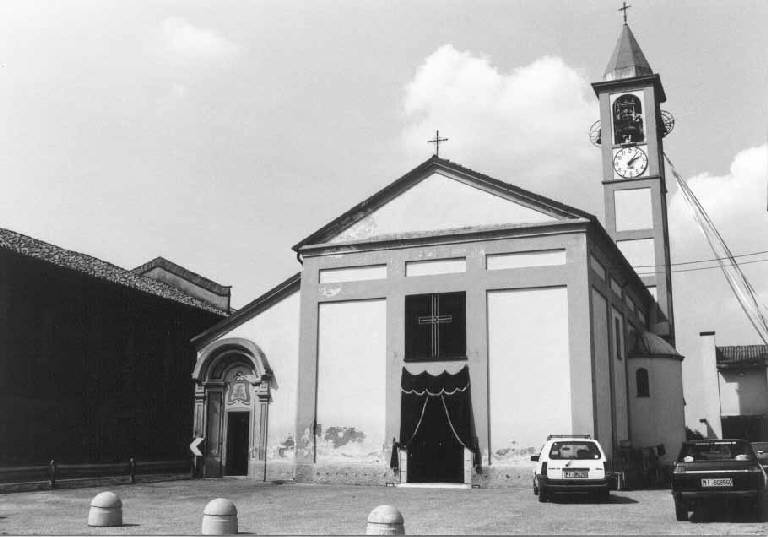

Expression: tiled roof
xmin=0 ymin=228 xmax=228 ymax=316
xmin=132 ymin=256 xmax=231 ymax=296
xmin=716 ymin=345 xmax=768 ymax=367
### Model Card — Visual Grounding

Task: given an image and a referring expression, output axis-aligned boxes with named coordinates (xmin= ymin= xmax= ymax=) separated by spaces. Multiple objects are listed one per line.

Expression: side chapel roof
xmin=0 ymin=227 xmax=228 ymax=316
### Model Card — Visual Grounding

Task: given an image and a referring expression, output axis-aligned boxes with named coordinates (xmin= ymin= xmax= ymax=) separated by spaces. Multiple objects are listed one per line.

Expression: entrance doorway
xmin=225 ymin=412 xmax=250 ymax=476
xmin=406 ymin=399 xmax=464 ymax=483
xmin=400 ymin=367 xmax=473 ymax=484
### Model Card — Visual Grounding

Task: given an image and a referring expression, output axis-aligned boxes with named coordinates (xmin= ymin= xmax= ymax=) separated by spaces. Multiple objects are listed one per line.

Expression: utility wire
xmin=664 ymin=152 xmax=768 ymax=345
xmin=632 ymin=248 xmax=768 ymax=269
xmin=635 ymin=256 xmax=768 ymax=275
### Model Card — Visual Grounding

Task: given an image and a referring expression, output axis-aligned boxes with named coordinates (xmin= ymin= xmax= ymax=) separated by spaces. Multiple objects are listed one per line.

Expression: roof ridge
xmin=292 ymin=156 xmax=597 ymax=250
xmin=132 ymin=256 xmax=231 ymax=295
xmin=0 ymin=227 xmax=228 ymax=316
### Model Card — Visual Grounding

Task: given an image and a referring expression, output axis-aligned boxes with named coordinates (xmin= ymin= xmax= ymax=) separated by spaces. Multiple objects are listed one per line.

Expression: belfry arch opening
xmin=192 ymin=338 xmax=272 ymax=478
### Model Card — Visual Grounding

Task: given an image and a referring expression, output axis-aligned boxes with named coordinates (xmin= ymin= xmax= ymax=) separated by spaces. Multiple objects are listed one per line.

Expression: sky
xmin=0 ymin=0 xmax=766 ymax=366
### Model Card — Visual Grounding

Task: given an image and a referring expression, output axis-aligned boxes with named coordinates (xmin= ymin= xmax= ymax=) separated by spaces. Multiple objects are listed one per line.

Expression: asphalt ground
xmin=2 ymin=478 xmax=768 ymax=535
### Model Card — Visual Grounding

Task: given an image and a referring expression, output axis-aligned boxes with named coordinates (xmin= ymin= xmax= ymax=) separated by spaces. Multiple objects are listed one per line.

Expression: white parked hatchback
xmin=531 ymin=435 xmax=611 ymax=502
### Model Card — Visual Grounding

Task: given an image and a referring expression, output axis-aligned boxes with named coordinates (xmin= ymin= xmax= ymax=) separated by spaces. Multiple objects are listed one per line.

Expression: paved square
xmin=2 ymin=479 xmax=768 ymax=535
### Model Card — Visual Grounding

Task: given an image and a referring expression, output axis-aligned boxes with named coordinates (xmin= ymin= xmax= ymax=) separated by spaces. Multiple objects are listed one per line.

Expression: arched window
xmin=613 ymin=94 xmax=645 ymax=144
xmin=636 ymin=368 xmax=650 ymax=397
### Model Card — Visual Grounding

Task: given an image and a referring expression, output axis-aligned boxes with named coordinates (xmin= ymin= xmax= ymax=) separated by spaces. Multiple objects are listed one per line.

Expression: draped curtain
xmin=393 ymin=366 xmax=479 ymax=471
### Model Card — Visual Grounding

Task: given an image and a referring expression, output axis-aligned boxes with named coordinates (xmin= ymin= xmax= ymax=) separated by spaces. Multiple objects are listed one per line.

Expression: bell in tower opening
xmin=612 ymin=93 xmax=644 ymax=144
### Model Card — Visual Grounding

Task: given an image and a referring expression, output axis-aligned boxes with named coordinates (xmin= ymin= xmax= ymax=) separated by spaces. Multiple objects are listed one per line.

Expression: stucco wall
xmin=215 ymin=291 xmax=300 ymax=465
xmin=331 ymin=172 xmax=556 ymax=243
xmin=719 ymin=368 xmax=768 ymax=417
xmin=316 ymin=299 xmax=387 ymax=464
xmin=628 ymin=357 xmax=685 ymax=464
xmin=591 ymin=288 xmax=614 ymax=459
xmin=487 ymin=287 xmax=570 ymax=464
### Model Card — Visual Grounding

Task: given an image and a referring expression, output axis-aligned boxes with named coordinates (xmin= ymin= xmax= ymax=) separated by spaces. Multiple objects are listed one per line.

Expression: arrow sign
xmin=190 ymin=437 xmax=204 ymax=457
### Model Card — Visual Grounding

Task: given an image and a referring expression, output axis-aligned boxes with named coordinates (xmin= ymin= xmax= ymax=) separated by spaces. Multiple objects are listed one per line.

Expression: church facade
xmin=190 ymin=21 xmax=686 ymax=487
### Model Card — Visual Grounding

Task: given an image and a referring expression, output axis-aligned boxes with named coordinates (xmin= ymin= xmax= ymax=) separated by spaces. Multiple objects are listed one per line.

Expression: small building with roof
xmin=0 ymin=228 xmax=227 ymax=466
xmin=690 ymin=332 xmax=768 ymax=442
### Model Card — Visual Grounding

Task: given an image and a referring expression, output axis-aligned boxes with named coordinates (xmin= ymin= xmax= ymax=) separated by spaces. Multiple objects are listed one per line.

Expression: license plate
xmin=701 ymin=478 xmax=733 ymax=487
xmin=564 ymin=470 xmax=588 ymax=479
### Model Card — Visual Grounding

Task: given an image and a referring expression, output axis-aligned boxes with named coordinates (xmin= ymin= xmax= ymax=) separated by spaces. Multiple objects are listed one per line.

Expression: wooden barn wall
xmin=0 ymin=250 xmax=223 ymax=465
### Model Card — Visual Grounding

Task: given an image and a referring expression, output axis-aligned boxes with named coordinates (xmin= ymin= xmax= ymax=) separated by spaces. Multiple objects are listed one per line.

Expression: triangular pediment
xmin=330 ymin=172 xmax=556 ymax=243
xmin=293 ymin=157 xmax=592 ymax=250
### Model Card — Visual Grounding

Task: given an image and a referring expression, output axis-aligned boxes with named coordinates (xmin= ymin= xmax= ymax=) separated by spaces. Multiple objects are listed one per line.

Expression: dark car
xmin=671 ymin=439 xmax=767 ymax=521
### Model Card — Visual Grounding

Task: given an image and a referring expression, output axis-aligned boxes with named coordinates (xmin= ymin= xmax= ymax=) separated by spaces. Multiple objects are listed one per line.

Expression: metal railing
xmin=0 ymin=458 xmax=191 ymax=489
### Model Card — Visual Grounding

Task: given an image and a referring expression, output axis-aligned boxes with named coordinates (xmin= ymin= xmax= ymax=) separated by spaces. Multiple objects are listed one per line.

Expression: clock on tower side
xmin=591 ymin=73 xmax=675 ymax=345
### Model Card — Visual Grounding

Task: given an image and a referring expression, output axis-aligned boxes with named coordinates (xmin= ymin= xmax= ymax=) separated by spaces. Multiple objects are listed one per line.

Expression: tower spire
xmin=603 ymin=19 xmax=653 ymax=81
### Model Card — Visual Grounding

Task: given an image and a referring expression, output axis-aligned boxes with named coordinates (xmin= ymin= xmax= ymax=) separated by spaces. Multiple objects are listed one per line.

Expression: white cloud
xmin=161 ymin=17 xmax=240 ymax=63
xmin=401 ymin=45 xmax=599 ymax=212
xmin=668 ymin=144 xmax=768 ymax=347
xmin=669 ymin=144 xmax=768 ymax=272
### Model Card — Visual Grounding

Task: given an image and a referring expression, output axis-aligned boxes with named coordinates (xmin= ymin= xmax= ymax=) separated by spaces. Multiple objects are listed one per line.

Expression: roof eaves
xmin=132 ymin=256 xmax=231 ymax=295
xmin=292 ymin=156 xmax=595 ymax=251
xmin=191 ymin=272 xmax=301 ymax=349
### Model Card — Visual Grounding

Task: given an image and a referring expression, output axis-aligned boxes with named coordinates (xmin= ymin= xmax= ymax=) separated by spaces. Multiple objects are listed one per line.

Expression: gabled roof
xmin=191 ymin=272 xmax=301 ymax=349
xmin=716 ymin=345 xmax=768 ymax=369
xmin=0 ymin=227 xmax=228 ymax=316
xmin=132 ymin=256 xmax=231 ymax=296
xmin=293 ymin=156 xmax=595 ymax=251
xmin=603 ymin=23 xmax=653 ymax=81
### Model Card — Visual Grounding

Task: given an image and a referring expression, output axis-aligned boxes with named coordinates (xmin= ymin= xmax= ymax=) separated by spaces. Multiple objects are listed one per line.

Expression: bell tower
xmin=591 ymin=17 xmax=675 ymax=344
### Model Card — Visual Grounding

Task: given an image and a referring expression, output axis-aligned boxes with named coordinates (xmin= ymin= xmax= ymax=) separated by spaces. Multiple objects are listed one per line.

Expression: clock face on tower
xmin=613 ymin=146 xmax=648 ymax=178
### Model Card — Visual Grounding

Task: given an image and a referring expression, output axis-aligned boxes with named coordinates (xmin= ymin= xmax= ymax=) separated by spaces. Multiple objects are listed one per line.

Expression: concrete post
xmin=88 ymin=491 xmax=123 ymax=527
xmin=366 ymin=505 xmax=405 ymax=535
xmin=202 ymin=498 xmax=238 ymax=535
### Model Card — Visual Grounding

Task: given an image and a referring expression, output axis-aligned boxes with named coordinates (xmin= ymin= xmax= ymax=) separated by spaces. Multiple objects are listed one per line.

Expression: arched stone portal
xmin=192 ymin=337 xmax=272 ymax=478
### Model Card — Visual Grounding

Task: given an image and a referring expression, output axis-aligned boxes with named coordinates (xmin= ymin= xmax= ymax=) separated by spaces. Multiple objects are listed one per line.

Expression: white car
xmin=531 ymin=435 xmax=611 ymax=502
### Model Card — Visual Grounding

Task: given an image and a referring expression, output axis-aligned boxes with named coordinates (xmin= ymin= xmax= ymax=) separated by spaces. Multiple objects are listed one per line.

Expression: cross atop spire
xmin=618 ymin=1 xmax=631 ymax=25
xmin=427 ymin=130 xmax=448 ymax=157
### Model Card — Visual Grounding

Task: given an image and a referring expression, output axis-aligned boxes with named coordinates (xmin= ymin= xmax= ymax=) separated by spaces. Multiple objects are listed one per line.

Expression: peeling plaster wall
xmin=215 ymin=291 xmax=300 ymax=465
xmin=487 ymin=287 xmax=570 ymax=465
xmin=331 ymin=172 xmax=556 ymax=243
xmin=316 ymin=299 xmax=387 ymax=464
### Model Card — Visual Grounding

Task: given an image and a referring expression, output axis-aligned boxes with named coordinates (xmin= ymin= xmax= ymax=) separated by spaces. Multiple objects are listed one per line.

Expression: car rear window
xmin=678 ymin=441 xmax=755 ymax=462
xmin=548 ymin=441 xmax=601 ymax=460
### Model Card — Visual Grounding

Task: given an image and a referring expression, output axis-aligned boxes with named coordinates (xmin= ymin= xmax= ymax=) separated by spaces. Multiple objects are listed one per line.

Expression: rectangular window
xmin=405 ymin=292 xmax=466 ymax=361
xmin=589 ymin=255 xmax=606 ymax=280
xmin=486 ymin=250 xmax=566 ymax=271
xmin=405 ymin=258 xmax=466 ymax=277
xmin=610 ymin=278 xmax=623 ymax=297
xmin=319 ymin=264 xmax=387 ymax=284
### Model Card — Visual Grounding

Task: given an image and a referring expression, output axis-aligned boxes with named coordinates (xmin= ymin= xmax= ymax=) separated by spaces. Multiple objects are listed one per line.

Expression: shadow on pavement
xmin=689 ymin=500 xmax=764 ymax=523
xmin=550 ymin=493 xmax=639 ymax=505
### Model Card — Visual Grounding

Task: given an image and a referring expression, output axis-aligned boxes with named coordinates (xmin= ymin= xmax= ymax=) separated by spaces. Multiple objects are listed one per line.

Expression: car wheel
xmin=596 ymin=488 xmax=610 ymax=502
xmin=533 ymin=478 xmax=539 ymax=496
xmin=538 ymin=485 xmax=548 ymax=503
xmin=674 ymin=497 xmax=688 ymax=521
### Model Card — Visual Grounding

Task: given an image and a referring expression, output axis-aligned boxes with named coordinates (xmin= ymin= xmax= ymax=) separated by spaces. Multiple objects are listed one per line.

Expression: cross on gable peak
xmin=427 ymin=130 xmax=449 ymax=157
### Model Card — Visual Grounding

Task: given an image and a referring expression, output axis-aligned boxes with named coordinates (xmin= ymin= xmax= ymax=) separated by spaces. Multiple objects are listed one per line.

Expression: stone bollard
xmin=366 ymin=505 xmax=405 ymax=535
xmin=201 ymin=498 xmax=238 ymax=535
xmin=88 ymin=491 xmax=123 ymax=527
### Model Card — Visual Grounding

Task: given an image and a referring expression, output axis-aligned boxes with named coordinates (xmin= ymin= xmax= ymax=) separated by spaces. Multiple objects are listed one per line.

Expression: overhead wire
xmin=663 ymin=152 xmax=768 ymax=345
